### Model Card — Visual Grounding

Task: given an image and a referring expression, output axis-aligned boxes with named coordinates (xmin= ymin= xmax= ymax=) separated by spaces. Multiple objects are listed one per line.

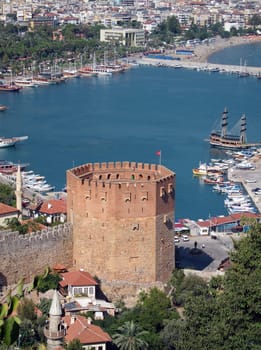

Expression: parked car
xmin=174 ymin=236 xmax=180 ymax=243
xmin=182 ymin=235 xmax=190 ymax=242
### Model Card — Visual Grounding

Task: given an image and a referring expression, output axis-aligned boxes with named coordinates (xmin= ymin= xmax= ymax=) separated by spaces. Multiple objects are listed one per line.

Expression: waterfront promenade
xmin=136 ymin=35 xmax=261 ymax=76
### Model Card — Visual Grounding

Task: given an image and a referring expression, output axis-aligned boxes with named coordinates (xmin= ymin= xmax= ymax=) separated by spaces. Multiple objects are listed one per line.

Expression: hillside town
xmin=0 ymin=0 xmax=261 ymax=35
xmin=0 ymin=0 xmax=261 ymax=40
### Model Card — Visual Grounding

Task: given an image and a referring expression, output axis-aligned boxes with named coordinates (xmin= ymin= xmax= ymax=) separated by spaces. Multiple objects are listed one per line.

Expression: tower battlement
xmin=69 ymin=161 xmax=174 ymax=183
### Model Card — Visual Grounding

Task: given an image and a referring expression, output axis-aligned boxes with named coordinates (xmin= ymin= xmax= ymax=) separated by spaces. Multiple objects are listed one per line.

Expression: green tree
xmin=4 ymin=218 xmax=29 ymax=235
xmin=135 ymin=288 xmax=178 ymax=333
xmin=170 ymin=272 xmax=208 ymax=307
xmin=112 ymin=320 xmax=149 ymax=350
xmin=17 ymin=298 xmax=36 ymax=322
xmin=0 ymin=280 xmax=24 ymax=346
xmin=67 ymin=338 xmax=83 ymax=350
xmin=167 ymin=16 xmax=182 ymax=35
xmin=30 ymin=267 xmax=62 ymax=294
xmin=249 ymin=15 xmax=261 ymax=29
xmin=37 ymin=298 xmax=52 ymax=316
xmin=170 ymin=223 xmax=261 ymax=349
xmin=18 ymin=319 xmax=36 ymax=348
xmin=0 ymin=184 xmax=16 ymax=207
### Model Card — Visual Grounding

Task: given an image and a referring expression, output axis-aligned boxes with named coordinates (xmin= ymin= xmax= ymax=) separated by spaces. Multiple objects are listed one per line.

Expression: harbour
xmin=0 ymin=42 xmax=260 ymax=220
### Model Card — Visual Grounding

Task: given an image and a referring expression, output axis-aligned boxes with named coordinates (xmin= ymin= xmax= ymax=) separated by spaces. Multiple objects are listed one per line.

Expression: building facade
xmin=100 ymin=28 xmax=145 ymax=47
xmin=67 ymin=161 xmax=175 ymax=290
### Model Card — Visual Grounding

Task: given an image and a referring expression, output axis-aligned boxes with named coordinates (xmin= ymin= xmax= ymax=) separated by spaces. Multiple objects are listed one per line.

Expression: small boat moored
xmin=0 ymin=104 xmax=7 ymax=111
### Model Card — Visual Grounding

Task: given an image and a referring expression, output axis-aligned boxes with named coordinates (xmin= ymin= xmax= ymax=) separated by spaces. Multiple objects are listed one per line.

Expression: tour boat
xmin=32 ymin=76 xmax=52 ymax=85
xmin=14 ymin=77 xmax=37 ymax=88
xmin=0 ymin=160 xmax=29 ymax=174
xmin=208 ymin=107 xmax=261 ymax=150
xmin=0 ymin=135 xmax=28 ymax=148
xmin=0 ymin=82 xmax=22 ymax=92
xmin=80 ymin=65 xmax=112 ymax=76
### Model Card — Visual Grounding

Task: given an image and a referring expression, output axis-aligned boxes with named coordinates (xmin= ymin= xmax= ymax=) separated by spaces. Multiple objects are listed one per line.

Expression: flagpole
xmin=159 ymin=150 xmax=162 ymax=165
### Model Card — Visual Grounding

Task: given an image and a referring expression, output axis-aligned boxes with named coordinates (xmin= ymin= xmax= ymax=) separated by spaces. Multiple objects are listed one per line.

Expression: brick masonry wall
xmin=0 ymin=224 xmax=73 ymax=286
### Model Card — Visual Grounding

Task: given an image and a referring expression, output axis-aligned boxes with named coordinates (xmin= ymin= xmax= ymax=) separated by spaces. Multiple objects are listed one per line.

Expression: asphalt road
xmin=175 ymin=235 xmax=233 ymax=272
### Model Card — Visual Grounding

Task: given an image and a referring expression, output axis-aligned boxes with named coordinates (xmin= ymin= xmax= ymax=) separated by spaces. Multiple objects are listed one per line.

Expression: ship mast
xmin=240 ymin=113 xmax=247 ymax=144
xmin=221 ymin=107 xmax=228 ymax=138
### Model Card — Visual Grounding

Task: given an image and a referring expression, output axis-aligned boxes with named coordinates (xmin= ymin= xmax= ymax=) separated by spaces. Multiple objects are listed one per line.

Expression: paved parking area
xmin=175 ymin=235 xmax=232 ymax=272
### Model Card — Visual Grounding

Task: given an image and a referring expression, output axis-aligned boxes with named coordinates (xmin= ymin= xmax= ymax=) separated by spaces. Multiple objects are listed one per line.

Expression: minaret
xmin=15 ymin=165 xmax=22 ymax=216
xmin=44 ymin=290 xmax=65 ymax=350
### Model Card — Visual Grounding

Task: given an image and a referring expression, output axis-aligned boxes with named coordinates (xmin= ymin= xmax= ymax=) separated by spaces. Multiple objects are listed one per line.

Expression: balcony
xmin=44 ymin=326 xmax=66 ymax=340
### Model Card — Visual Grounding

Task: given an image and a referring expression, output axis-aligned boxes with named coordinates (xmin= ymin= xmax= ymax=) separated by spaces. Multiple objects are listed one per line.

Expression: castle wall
xmin=67 ymin=161 xmax=175 ymax=286
xmin=0 ymin=224 xmax=73 ymax=286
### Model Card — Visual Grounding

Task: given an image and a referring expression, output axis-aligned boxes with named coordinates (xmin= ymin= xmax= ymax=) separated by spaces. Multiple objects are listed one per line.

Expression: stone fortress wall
xmin=0 ymin=224 xmax=73 ymax=288
xmin=67 ymin=161 xmax=176 ymax=299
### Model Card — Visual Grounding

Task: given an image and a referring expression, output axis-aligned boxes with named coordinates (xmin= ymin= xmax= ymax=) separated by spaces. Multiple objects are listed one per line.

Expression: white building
xmin=100 ymin=27 xmax=145 ymax=46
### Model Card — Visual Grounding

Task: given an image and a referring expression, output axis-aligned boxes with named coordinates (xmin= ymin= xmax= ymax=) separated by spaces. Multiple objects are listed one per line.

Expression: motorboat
xmin=0 ymin=136 xmax=28 ymax=148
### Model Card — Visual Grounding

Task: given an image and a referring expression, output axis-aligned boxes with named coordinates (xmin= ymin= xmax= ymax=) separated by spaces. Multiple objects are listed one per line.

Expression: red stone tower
xmin=67 ymin=161 xmax=175 ymax=289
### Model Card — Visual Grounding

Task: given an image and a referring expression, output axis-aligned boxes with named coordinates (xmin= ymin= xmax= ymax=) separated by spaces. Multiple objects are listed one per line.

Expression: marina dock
xmin=227 ymin=153 xmax=261 ymax=213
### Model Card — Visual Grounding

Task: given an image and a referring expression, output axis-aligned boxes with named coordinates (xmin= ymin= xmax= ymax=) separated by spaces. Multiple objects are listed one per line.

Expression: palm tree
xmin=112 ymin=320 xmax=149 ymax=350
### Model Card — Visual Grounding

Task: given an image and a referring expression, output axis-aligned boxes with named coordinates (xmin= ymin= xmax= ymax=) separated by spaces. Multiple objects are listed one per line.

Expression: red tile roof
xmin=53 ymin=263 xmax=68 ymax=272
xmin=0 ymin=202 xmax=19 ymax=215
xmin=39 ymin=199 xmax=67 ymax=215
xmin=195 ymin=212 xmax=261 ymax=227
xmin=60 ymin=270 xmax=98 ymax=288
xmin=63 ymin=315 xmax=111 ymax=344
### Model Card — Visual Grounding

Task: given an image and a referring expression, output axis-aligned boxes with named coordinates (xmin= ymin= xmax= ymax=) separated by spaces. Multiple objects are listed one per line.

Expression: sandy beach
xmin=191 ymin=35 xmax=261 ymax=63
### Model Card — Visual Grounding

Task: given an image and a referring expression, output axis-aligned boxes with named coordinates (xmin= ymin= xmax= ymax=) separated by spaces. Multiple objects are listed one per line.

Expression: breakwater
xmin=137 ymin=57 xmax=261 ymax=77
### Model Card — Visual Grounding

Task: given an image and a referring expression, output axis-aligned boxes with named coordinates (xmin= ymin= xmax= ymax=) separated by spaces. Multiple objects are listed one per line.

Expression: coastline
xmin=138 ymin=35 xmax=261 ymax=75
xmin=191 ymin=35 xmax=261 ymax=63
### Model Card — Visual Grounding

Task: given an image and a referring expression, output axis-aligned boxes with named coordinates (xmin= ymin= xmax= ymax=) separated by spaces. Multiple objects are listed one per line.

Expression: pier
xmin=227 ymin=153 xmax=261 ymax=214
xmin=137 ymin=57 xmax=261 ymax=77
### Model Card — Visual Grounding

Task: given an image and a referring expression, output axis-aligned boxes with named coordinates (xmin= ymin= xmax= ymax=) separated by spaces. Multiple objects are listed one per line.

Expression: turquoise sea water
xmin=0 ymin=43 xmax=260 ymax=220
